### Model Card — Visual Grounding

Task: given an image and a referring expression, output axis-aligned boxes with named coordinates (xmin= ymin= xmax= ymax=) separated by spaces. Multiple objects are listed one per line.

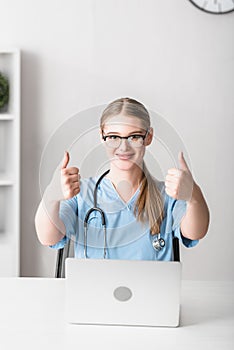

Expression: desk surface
xmin=0 ymin=278 xmax=233 ymax=350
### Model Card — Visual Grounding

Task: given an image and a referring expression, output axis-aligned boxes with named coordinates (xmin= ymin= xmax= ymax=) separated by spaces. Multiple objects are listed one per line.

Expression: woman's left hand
xmin=165 ymin=151 xmax=194 ymax=201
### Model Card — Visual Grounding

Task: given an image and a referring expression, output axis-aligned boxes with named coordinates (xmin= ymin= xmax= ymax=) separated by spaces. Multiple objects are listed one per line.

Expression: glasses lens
xmin=106 ymin=136 xmax=121 ymax=148
xmin=128 ymin=135 xmax=144 ymax=147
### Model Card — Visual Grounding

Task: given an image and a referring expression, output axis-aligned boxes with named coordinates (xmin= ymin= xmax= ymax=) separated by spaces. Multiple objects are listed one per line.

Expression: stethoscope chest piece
xmin=152 ymin=234 xmax=165 ymax=251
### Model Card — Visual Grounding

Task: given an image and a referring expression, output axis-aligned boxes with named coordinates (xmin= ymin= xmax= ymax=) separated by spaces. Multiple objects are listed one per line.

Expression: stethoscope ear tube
xmin=84 ymin=207 xmax=106 ymax=226
xmin=93 ymin=169 xmax=110 ymax=207
xmin=83 ymin=170 xmax=110 ymax=259
xmin=84 ymin=207 xmax=107 ymax=259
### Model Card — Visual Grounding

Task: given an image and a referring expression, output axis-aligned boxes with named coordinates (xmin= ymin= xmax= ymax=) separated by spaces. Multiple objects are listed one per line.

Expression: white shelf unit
xmin=0 ymin=49 xmax=20 ymax=276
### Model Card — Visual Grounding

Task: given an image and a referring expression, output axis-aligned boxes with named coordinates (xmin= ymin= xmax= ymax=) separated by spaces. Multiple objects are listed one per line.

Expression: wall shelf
xmin=0 ymin=179 xmax=14 ymax=186
xmin=0 ymin=114 xmax=14 ymax=121
xmin=0 ymin=49 xmax=20 ymax=276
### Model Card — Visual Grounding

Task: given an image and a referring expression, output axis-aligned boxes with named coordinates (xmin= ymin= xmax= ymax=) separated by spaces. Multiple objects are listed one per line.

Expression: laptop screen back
xmin=65 ymin=258 xmax=182 ymax=327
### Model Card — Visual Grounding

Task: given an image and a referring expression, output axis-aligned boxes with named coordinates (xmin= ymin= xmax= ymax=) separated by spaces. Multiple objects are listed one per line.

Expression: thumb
xmin=61 ymin=151 xmax=70 ymax=169
xmin=178 ymin=151 xmax=189 ymax=171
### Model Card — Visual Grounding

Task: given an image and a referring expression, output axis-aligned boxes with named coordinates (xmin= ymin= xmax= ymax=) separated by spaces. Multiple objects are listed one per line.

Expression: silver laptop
xmin=65 ymin=258 xmax=182 ymax=327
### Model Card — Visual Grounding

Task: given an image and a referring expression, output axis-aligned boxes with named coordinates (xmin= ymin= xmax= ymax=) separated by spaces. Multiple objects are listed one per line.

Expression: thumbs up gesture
xmin=165 ymin=151 xmax=194 ymax=201
xmin=60 ymin=151 xmax=80 ymax=200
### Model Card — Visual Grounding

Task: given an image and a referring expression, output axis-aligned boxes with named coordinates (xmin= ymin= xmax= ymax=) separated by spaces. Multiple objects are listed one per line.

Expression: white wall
xmin=0 ymin=0 xmax=233 ymax=280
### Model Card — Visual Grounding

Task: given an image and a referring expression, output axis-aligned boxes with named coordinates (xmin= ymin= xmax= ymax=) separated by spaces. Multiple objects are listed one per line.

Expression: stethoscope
xmin=83 ymin=170 xmax=166 ymax=258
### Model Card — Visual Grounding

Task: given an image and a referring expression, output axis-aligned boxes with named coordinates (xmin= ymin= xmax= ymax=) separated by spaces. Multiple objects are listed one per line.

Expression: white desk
xmin=0 ymin=278 xmax=233 ymax=350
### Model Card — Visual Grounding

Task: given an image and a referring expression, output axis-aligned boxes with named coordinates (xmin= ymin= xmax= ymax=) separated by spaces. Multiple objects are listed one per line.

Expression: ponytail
xmin=134 ymin=162 xmax=164 ymax=235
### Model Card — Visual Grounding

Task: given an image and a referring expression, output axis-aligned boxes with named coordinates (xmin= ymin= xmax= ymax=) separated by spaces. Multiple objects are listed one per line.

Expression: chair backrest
xmin=173 ymin=237 xmax=180 ymax=262
xmin=55 ymin=237 xmax=180 ymax=278
xmin=55 ymin=239 xmax=73 ymax=278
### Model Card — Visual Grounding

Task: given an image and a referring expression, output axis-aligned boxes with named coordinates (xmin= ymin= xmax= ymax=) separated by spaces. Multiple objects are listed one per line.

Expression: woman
xmin=35 ymin=97 xmax=209 ymax=260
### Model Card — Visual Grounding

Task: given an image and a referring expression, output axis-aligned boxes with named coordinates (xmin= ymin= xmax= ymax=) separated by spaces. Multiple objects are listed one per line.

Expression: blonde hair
xmin=100 ymin=97 xmax=164 ymax=234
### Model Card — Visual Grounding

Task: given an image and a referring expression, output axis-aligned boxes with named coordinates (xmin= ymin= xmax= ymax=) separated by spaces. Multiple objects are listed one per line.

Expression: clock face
xmin=189 ymin=0 xmax=234 ymax=14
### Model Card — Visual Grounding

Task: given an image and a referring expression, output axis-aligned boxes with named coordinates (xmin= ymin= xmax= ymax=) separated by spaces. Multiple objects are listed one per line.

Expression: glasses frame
xmin=102 ymin=129 xmax=149 ymax=148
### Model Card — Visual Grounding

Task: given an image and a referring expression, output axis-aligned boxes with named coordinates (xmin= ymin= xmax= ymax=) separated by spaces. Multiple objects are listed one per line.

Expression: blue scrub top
xmin=50 ymin=176 xmax=198 ymax=260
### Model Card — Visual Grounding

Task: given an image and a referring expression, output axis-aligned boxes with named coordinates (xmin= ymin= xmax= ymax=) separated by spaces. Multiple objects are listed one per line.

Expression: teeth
xmin=118 ymin=155 xmax=131 ymax=157
xmin=117 ymin=154 xmax=132 ymax=156
xmin=117 ymin=154 xmax=132 ymax=159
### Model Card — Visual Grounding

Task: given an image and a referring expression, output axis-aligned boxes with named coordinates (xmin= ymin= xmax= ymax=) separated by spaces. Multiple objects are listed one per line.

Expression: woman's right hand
xmin=60 ymin=151 xmax=80 ymax=200
xmin=35 ymin=151 xmax=80 ymax=246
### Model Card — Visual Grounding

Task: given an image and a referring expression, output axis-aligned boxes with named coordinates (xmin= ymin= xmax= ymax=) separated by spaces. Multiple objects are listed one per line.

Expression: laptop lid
xmin=65 ymin=258 xmax=182 ymax=327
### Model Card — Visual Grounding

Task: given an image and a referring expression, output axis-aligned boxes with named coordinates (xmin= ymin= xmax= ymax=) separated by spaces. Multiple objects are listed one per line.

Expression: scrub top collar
xmin=103 ymin=177 xmax=141 ymax=206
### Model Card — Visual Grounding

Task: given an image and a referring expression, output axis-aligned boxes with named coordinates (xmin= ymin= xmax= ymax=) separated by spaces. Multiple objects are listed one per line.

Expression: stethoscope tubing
xmin=83 ymin=169 xmax=110 ymax=259
xmin=84 ymin=207 xmax=107 ymax=259
xmin=83 ymin=169 xmax=165 ymax=258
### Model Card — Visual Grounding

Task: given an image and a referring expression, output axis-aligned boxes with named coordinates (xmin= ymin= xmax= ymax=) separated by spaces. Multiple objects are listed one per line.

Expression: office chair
xmin=55 ymin=236 xmax=180 ymax=278
xmin=55 ymin=239 xmax=72 ymax=278
xmin=173 ymin=237 xmax=180 ymax=262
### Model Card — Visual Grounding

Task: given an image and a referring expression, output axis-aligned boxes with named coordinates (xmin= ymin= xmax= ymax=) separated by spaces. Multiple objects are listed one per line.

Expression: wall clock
xmin=188 ymin=0 xmax=234 ymax=14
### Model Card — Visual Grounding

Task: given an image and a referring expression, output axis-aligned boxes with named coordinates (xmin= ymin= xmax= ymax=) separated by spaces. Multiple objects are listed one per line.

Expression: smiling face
xmin=101 ymin=114 xmax=153 ymax=172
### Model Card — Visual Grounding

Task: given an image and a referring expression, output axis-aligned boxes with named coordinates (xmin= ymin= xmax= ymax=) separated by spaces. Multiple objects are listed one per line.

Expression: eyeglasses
xmin=102 ymin=129 xmax=149 ymax=148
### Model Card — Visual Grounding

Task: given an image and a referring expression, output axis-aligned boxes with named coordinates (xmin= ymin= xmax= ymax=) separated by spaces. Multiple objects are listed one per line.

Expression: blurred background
xmin=0 ymin=0 xmax=233 ymax=280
